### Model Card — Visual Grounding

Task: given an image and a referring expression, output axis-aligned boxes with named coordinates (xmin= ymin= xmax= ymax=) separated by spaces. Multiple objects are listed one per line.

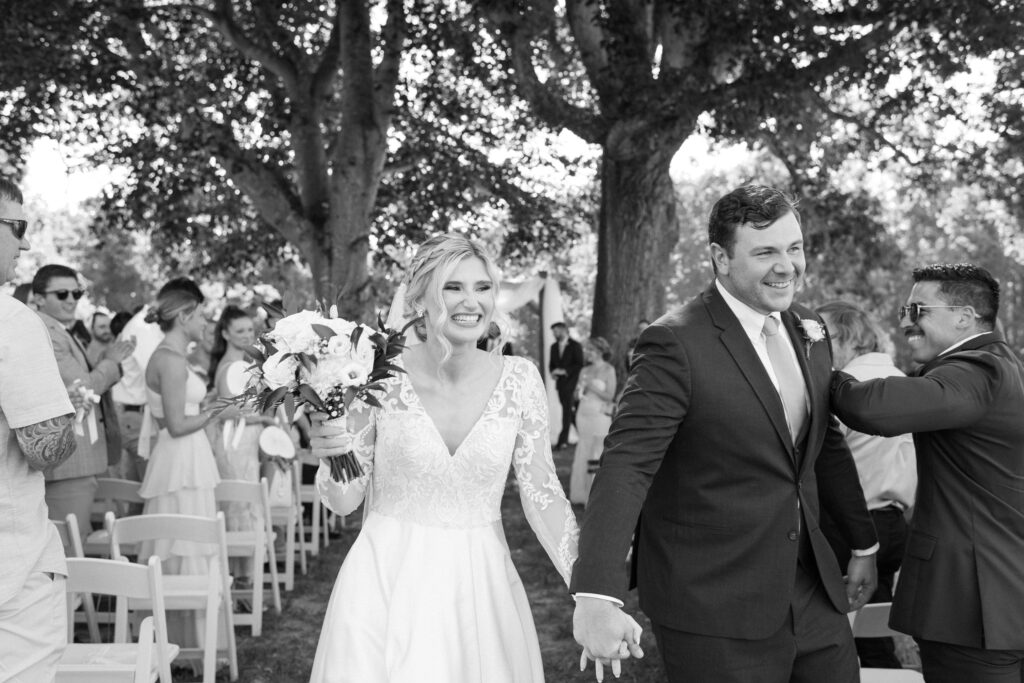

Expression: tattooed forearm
xmin=15 ymin=413 xmax=76 ymax=472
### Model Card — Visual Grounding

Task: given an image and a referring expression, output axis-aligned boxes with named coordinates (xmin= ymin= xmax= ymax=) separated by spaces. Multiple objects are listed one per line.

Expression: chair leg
xmin=284 ymin=511 xmax=296 ymax=591
xmin=251 ymin=543 xmax=264 ymax=637
xmin=265 ymin=536 xmax=282 ymax=614
xmin=309 ymin=495 xmax=320 ymax=557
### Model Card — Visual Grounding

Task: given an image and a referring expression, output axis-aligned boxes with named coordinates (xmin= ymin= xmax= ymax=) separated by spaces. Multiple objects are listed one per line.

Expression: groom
xmin=571 ymin=185 xmax=878 ymax=683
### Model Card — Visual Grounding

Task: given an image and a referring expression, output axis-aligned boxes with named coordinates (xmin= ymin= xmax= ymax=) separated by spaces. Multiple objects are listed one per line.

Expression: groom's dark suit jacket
xmin=571 ymin=283 xmax=875 ymax=639
xmin=832 ymin=331 xmax=1024 ymax=650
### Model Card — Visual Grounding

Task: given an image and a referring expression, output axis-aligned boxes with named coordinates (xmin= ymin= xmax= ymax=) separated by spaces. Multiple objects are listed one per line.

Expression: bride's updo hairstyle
xmin=145 ymin=277 xmax=205 ymax=332
xmin=402 ymin=233 xmax=507 ymax=361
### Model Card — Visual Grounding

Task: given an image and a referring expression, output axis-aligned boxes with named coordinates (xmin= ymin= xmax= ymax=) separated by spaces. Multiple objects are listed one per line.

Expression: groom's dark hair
xmin=707 ymin=185 xmax=800 ymax=260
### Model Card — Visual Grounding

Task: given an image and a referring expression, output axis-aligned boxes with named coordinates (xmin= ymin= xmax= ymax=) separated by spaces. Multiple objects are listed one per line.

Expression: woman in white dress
xmin=139 ymin=278 xmax=239 ymax=656
xmin=208 ymin=305 xmax=273 ymax=586
xmin=569 ymin=337 xmax=617 ymax=506
xmin=307 ymin=234 xmax=585 ymax=683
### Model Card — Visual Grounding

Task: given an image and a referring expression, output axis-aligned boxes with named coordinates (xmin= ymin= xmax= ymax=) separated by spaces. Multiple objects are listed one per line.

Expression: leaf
xmin=245 ymin=345 xmax=266 ymax=365
xmin=283 ymin=391 xmax=296 ymax=423
xmin=263 ymin=338 xmax=278 ymax=357
xmin=261 ymin=385 xmax=290 ymax=413
xmin=362 ymin=394 xmax=383 ymax=409
xmin=262 ymin=299 xmax=285 ymax=321
xmin=311 ymin=323 xmax=337 ymax=340
xmin=351 ymin=325 xmax=364 ymax=349
xmin=298 ymin=383 xmax=326 ymax=412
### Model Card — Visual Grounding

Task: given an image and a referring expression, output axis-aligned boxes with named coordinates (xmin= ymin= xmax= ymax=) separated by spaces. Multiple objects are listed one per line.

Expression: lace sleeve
xmin=316 ymin=397 xmax=376 ymax=517
xmin=512 ymin=360 xmax=580 ymax=587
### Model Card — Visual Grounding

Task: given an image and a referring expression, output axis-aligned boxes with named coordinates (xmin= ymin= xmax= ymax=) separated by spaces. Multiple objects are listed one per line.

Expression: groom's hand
xmin=574 ymin=596 xmax=644 ymax=678
xmin=845 ymin=554 xmax=878 ymax=612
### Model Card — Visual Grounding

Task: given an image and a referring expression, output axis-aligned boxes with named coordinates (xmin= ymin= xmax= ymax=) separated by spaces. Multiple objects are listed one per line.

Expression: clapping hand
xmin=573 ymin=597 xmax=644 ymax=681
xmin=103 ymin=337 xmax=136 ymax=364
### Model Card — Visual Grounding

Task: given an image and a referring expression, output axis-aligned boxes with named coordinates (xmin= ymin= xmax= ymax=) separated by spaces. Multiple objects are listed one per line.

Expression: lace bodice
xmin=317 ymin=355 xmax=580 ymax=585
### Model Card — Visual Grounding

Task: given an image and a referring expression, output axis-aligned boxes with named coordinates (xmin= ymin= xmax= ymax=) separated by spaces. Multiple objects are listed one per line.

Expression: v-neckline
xmin=402 ymin=357 xmax=508 ymax=457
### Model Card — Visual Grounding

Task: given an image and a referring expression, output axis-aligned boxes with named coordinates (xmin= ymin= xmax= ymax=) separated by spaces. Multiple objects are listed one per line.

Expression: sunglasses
xmin=897 ymin=303 xmax=961 ymax=323
xmin=45 ymin=289 xmax=85 ymax=301
xmin=1 ymin=218 xmax=27 ymax=240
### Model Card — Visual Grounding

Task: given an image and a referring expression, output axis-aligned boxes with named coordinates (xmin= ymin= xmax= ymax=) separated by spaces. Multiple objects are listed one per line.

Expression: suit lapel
xmin=705 ymin=287 xmax=793 ymax=454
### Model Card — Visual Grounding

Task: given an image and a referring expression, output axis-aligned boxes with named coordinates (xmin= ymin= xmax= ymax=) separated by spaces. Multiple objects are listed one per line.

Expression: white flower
xmin=262 ymin=351 xmax=300 ymax=390
xmin=268 ymin=310 xmax=322 ymax=354
xmin=800 ymin=319 xmax=826 ymax=343
xmin=338 ymin=361 xmax=369 ymax=387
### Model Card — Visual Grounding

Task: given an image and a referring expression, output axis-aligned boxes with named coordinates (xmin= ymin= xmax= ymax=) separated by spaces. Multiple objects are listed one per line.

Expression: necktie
xmin=763 ymin=315 xmax=807 ymax=440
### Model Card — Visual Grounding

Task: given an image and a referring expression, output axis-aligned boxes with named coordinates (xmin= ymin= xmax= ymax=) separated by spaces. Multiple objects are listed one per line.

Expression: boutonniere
xmin=799 ymin=319 xmax=826 ymax=358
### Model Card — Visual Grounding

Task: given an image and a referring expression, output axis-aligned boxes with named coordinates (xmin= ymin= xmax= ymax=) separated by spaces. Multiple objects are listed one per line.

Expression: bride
xmin=307 ymin=234 xmax=580 ymax=682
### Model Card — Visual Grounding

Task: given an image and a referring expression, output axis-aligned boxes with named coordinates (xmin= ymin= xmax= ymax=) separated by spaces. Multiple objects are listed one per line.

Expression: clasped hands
xmin=573 ymin=597 xmax=644 ymax=681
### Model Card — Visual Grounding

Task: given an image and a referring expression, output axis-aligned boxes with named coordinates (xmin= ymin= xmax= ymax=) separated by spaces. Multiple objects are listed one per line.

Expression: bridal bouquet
xmin=237 ymin=305 xmax=409 ymax=482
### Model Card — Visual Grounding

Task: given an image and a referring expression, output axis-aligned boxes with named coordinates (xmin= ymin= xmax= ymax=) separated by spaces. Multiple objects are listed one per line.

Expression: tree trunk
xmin=592 ymin=146 xmax=681 ymax=375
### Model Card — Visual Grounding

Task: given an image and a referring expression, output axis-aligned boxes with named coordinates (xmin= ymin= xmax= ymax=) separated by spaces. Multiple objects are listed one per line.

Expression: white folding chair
xmin=108 ymin=511 xmax=239 ymax=682
xmin=86 ymin=478 xmax=145 ymax=556
xmin=57 ymin=556 xmax=179 ymax=683
xmin=53 ymin=512 xmax=102 ymax=643
xmin=849 ymin=602 xmax=902 ymax=638
xmin=298 ymin=450 xmax=330 ymax=556
xmin=214 ymin=478 xmax=283 ymax=635
xmin=860 ymin=670 xmax=925 ymax=682
xmin=270 ymin=458 xmax=308 ymax=590
xmin=849 ymin=603 xmax=924 ymax=682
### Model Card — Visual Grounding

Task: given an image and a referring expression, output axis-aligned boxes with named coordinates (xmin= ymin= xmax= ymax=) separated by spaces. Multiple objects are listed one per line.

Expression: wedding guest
xmin=0 ymin=177 xmax=76 ymax=681
xmin=569 ymin=337 xmax=617 ymax=506
xmin=86 ymin=309 xmax=114 ymax=366
xmin=110 ymin=305 xmax=163 ymax=486
xmin=572 ymin=185 xmax=876 ymax=683
xmin=139 ymin=277 xmax=238 ymax=655
xmin=550 ymin=321 xmax=584 ymax=450
xmin=832 ymin=264 xmax=1024 ymax=683
xmin=33 ymin=264 xmax=134 ymax=538
xmin=209 ymin=305 xmax=274 ymax=587
xmin=817 ymin=300 xmax=916 ymax=668
xmin=307 ymin=233 xmax=587 ymax=681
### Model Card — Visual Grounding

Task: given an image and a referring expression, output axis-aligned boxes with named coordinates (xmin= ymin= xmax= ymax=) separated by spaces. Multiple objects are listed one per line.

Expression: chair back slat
xmin=109 ymin=511 xmax=225 ymax=548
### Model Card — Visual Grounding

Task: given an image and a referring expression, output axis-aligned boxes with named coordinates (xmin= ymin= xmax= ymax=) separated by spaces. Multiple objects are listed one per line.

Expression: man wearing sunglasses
xmin=832 ymin=263 xmax=1024 ymax=682
xmin=32 ymin=264 xmax=135 ymax=541
xmin=0 ymin=177 xmax=76 ymax=679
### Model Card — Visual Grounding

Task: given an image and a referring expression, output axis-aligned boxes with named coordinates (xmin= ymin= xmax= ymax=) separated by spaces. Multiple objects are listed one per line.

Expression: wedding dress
xmin=309 ymin=356 xmax=579 ymax=683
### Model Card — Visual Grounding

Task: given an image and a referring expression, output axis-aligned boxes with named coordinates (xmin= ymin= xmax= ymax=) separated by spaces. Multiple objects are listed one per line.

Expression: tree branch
xmin=203 ymin=119 xmax=314 ymax=251
xmin=815 ymin=97 xmax=918 ymax=165
xmin=312 ymin=4 xmax=342 ymax=104
xmin=373 ymin=0 xmax=406 ymax=125
xmin=154 ymin=0 xmax=301 ymax=94
xmin=565 ymin=0 xmax=611 ymax=96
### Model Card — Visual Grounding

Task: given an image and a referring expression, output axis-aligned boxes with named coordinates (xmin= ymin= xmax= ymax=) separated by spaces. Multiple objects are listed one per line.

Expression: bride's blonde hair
xmin=403 ymin=234 xmax=507 ymax=362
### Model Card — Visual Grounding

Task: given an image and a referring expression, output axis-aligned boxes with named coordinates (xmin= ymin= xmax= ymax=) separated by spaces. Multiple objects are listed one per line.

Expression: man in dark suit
xmin=832 ymin=263 xmax=1024 ymax=682
xmin=571 ymin=185 xmax=878 ymax=683
xmin=549 ymin=321 xmax=584 ymax=449
xmin=33 ymin=264 xmax=134 ymax=539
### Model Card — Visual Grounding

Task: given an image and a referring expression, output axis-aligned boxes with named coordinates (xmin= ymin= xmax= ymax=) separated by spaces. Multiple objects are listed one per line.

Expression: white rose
xmin=262 ymin=351 xmax=300 ymax=390
xmin=268 ymin=310 xmax=322 ymax=354
xmin=339 ymin=360 xmax=369 ymax=388
xmin=324 ymin=324 xmax=376 ymax=369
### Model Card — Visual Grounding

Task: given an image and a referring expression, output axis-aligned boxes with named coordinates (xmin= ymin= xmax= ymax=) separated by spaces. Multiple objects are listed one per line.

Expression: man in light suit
xmin=832 ymin=263 xmax=1024 ymax=682
xmin=572 ymin=185 xmax=878 ymax=683
xmin=33 ymin=264 xmax=134 ymax=538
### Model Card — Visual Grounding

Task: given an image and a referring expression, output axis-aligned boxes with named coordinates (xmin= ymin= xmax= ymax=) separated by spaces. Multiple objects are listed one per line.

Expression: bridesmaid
xmin=569 ymin=337 xmax=617 ymax=506
xmin=208 ymin=305 xmax=275 ymax=588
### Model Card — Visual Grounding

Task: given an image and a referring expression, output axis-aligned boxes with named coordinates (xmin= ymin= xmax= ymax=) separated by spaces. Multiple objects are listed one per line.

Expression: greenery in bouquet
xmin=237 ymin=303 xmax=410 ymax=482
